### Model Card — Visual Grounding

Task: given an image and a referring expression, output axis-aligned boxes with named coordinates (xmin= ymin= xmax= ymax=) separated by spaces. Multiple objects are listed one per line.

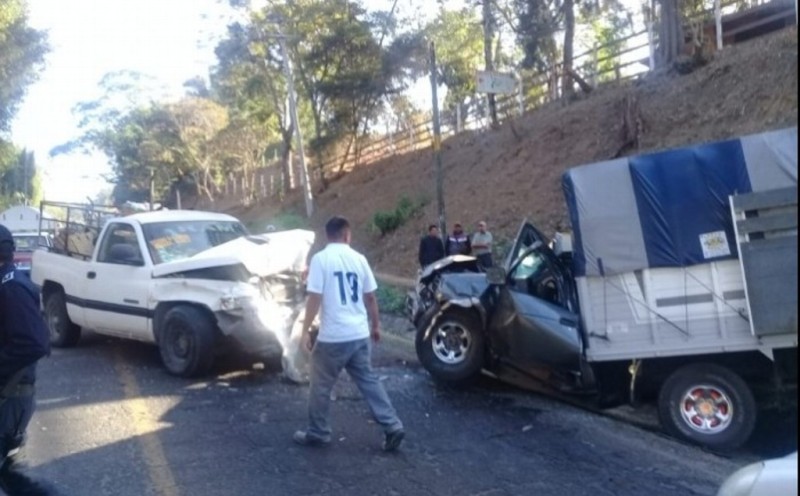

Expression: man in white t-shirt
xmin=294 ymin=216 xmax=405 ymax=451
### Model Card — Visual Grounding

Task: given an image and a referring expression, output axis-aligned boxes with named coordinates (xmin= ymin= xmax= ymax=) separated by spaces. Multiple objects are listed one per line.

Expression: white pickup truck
xmin=30 ymin=202 xmax=314 ymax=377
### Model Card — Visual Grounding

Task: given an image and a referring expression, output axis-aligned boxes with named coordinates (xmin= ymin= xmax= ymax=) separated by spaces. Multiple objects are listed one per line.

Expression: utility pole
xmin=482 ymin=0 xmax=499 ymax=128
xmin=430 ymin=42 xmax=446 ymax=236
xmin=276 ymin=34 xmax=314 ymax=218
xmin=22 ymin=151 xmax=29 ymax=205
xmin=149 ymin=168 xmax=155 ymax=211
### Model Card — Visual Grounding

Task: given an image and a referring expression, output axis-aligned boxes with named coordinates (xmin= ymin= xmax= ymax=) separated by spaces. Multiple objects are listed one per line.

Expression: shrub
xmin=376 ymin=285 xmax=407 ymax=315
xmin=371 ymin=195 xmax=427 ymax=237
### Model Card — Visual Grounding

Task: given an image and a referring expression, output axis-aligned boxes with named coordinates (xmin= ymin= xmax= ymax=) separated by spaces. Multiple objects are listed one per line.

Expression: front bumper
xmin=214 ymin=298 xmax=296 ymax=358
xmin=405 ymin=289 xmax=420 ymax=324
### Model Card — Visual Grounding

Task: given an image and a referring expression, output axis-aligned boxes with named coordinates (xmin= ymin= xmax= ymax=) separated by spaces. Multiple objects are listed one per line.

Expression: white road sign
xmin=476 ymin=71 xmax=517 ymax=94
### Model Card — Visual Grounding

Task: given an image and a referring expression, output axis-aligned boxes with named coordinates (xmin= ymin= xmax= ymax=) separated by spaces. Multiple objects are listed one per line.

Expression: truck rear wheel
xmin=415 ymin=310 xmax=485 ymax=384
xmin=45 ymin=291 xmax=81 ymax=348
xmin=658 ymin=363 xmax=756 ymax=451
xmin=159 ymin=305 xmax=216 ymax=377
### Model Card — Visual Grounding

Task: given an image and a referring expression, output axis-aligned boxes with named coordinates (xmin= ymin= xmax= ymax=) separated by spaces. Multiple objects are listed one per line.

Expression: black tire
xmin=158 ymin=305 xmax=216 ymax=377
xmin=415 ymin=309 xmax=485 ymax=383
xmin=44 ymin=290 xmax=81 ymax=348
xmin=658 ymin=363 xmax=756 ymax=451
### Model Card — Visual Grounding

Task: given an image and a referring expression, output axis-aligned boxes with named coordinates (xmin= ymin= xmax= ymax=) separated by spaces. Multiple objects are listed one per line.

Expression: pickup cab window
xmin=97 ymin=223 xmax=144 ymax=265
xmin=142 ymin=220 xmax=247 ymax=264
xmin=509 ymin=250 xmax=562 ymax=306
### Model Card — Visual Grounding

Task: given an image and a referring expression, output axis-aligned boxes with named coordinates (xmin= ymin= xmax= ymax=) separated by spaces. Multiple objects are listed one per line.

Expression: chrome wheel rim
xmin=432 ymin=321 xmax=472 ymax=365
xmin=680 ymin=385 xmax=733 ymax=434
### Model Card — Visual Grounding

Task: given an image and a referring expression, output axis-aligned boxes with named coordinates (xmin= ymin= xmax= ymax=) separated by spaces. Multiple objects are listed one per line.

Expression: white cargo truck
xmin=407 ymin=127 xmax=798 ymax=450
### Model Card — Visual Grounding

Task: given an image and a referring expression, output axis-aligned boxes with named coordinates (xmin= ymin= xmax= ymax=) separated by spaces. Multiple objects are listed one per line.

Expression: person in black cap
xmin=0 ymin=223 xmax=50 ymax=481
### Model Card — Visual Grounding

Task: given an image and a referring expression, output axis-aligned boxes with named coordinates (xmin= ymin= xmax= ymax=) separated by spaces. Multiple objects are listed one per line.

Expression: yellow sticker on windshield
xmin=150 ymin=234 xmax=191 ymax=250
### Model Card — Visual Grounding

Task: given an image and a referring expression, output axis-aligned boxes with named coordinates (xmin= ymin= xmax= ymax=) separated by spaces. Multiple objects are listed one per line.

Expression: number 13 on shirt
xmin=334 ymin=271 xmax=359 ymax=305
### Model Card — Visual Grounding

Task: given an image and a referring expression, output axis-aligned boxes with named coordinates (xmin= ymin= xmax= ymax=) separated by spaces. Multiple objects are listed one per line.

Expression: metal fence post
xmin=260 ymin=173 xmax=266 ymax=199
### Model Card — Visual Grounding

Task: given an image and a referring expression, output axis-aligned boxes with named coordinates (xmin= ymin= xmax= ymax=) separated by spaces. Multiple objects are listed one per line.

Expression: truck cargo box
xmin=562 ymin=127 xmax=797 ymax=361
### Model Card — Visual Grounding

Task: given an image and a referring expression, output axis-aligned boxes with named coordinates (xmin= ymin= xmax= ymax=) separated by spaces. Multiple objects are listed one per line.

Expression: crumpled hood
xmin=439 ymin=272 xmax=491 ymax=299
xmin=152 ymin=229 xmax=315 ymax=278
xmin=419 ymin=254 xmax=480 ymax=284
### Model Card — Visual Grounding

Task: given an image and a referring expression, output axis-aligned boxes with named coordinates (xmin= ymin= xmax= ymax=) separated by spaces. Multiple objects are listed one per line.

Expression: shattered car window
xmin=510 ymin=229 xmax=540 ymax=268
xmin=143 ymin=221 xmax=248 ymax=264
xmin=513 ymin=251 xmax=546 ymax=280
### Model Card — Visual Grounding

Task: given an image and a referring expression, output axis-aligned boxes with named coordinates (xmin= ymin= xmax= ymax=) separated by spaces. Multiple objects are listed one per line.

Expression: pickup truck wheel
xmin=45 ymin=291 xmax=81 ymax=348
xmin=159 ymin=306 xmax=216 ymax=377
xmin=415 ymin=310 xmax=484 ymax=383
xmin=658 ymin=363 xmax=756 ymax=451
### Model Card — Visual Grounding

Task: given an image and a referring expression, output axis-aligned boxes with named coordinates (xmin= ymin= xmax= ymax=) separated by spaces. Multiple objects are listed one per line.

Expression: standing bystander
xmin=471 ymin=221 xmax=494 ymax=269
xmin=294 ymin=216 xmax=405 ymax=451
xmin=445 ymin=223 xmax=471 ymax=256
xmin=418 ymin=224 xmax=445 ymax=269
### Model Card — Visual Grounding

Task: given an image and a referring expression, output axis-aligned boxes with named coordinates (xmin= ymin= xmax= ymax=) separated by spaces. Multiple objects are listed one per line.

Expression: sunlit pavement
xmin=14 ymin=317 xmax=793 ymax=496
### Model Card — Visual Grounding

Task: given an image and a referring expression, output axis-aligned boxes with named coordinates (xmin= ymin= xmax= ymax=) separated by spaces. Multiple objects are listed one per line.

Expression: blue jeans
xmin=307 ymin=338 xmax=403 ymax=440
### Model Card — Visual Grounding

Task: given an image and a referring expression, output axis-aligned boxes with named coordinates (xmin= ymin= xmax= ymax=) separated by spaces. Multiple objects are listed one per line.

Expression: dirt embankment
xmin=232 ymin=28 xmax=798 ymax=278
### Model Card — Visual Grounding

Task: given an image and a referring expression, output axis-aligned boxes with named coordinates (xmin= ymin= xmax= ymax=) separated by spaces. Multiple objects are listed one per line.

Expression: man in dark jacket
xmin=445 ymin=223 xmax=471 ymax=256
xmin=0 ymin=224 xmax=50 ymax=471
xmin=418 ymin=224 xmax=445 ymax=269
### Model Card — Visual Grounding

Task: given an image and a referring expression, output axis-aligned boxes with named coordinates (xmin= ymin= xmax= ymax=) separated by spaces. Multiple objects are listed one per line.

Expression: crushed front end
xmin=405 ymin=255 xmax=481 ymax=327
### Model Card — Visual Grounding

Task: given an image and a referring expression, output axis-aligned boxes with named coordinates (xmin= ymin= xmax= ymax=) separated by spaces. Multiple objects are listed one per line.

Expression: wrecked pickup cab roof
xmin=152 ymin=229 xmax=315 ymax=278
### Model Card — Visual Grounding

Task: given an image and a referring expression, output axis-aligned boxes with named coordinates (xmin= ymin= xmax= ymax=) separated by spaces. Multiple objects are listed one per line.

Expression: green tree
xmin=426 ymin=8 xmax=484 ymax=114
xmin=0 ymin=146 xmax=41 ymax=209
xmin=508 ymin=0 xmax=580 ymax=97
xmin=0 ymin=0 xmax=48 ymax=132
xmin=212 ymin=21 xmax=295 ymax=193
xmin=578 ymin=0 xmax=633 ymax=82
xmin=228 ymin=0 xmax=424 ymax=189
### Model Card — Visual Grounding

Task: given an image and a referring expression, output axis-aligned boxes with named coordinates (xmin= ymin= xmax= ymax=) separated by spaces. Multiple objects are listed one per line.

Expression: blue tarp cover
xmin=563 ymin=127 xmax=797 ymax=277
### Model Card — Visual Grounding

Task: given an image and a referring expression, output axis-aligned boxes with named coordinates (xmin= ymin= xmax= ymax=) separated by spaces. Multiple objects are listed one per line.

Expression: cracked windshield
xmin=144 ymin=221 xmax=247 ymax=264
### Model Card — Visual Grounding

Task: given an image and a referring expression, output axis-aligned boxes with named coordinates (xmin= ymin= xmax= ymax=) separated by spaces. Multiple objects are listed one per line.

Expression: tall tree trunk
xmin=562 ymin=0 xmax=576 ymax=99
xmin=281 ymin=97 xmax=296 ymax=192
xmin=312 ymin=109 xmax=328 ymax=191
xmin=482 ymin=0 xmax=499 ymax=128
xmin=280 ymin=124 xmax=295 ymax=193
xmin=658 ymin=0 xmax=684 ymax=66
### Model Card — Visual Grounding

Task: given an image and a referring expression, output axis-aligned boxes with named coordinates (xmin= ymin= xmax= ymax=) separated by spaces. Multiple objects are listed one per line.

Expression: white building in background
xmin=0 ymin=205 xmax=55 ymax=232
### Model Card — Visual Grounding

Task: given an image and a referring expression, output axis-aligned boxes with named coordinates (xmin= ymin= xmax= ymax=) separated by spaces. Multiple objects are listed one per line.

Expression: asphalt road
xmin=5 ymin=318 xmax=792 ymax=496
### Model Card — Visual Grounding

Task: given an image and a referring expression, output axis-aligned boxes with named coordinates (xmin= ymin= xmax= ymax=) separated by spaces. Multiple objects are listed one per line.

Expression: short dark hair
xmin=0 ymin=243 xmax=13 ymax=264
xmin=0 ymin=224 xmax=13 ymax=264
xmin=428 ymin=224 xmax=438 ymax=232
xmin=325 ymin=216 xmax=350 ymax=240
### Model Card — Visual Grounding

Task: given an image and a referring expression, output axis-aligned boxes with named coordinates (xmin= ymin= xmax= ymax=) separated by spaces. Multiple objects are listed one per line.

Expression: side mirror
xmin=485 ymin=266 xmax=507 ymax=285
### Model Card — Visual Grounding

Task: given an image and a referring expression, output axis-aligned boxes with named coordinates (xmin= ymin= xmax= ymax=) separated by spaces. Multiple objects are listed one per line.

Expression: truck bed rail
xmin=38 ymin=201 xmax=119 ymax=260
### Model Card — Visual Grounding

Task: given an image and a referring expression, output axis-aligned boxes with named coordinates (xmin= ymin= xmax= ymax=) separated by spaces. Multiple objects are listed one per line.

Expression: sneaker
xmin=292 ymin=430 xmax=331 ymax=447
xmin=382 ymin=429 xmax=405 ymax=452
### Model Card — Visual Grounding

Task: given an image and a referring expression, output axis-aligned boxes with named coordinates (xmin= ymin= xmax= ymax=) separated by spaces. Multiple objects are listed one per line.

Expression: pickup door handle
xmin=559 ymin=317 xmax=578 ymax=327
xmin=87 ymin=271 xmax=96 ymax=279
